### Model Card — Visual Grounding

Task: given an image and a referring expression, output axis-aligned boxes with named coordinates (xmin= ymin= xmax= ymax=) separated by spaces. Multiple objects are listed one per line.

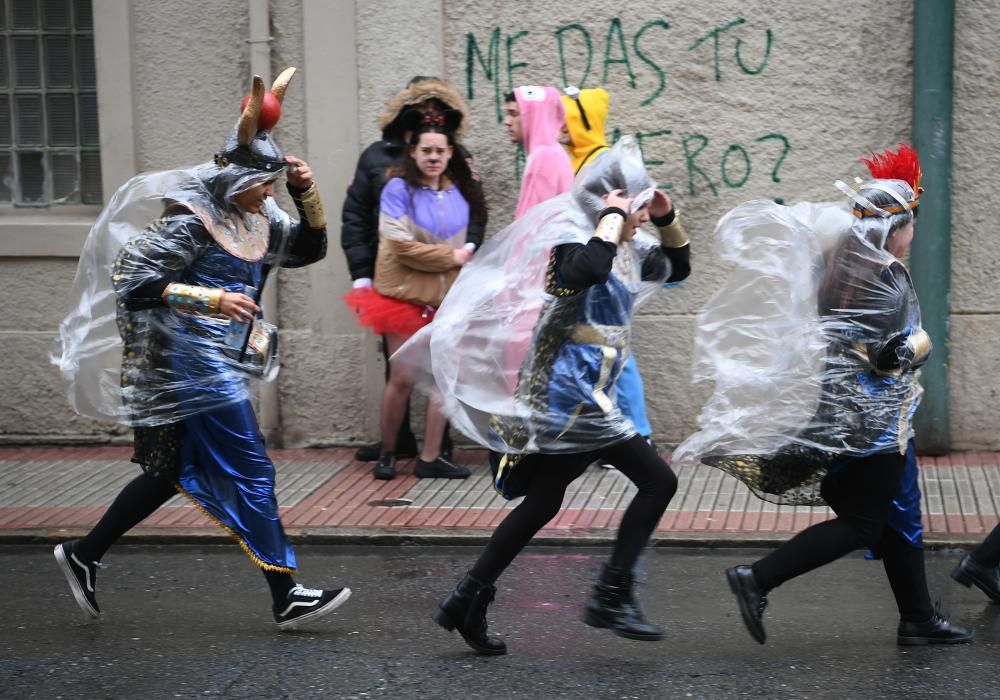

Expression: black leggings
xmin=470 ymin=435 xmax=678 ymax=584
xmin=972 ymin=522 xmax=1000 ymax=567
xmin=77 ymin=471 xmax=295 ymax=605
xmin=752 ymin=452 xmax=934 ymax=622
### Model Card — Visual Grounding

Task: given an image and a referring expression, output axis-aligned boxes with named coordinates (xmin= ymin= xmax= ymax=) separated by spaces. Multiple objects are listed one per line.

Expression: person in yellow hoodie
xmin=562 ymin=86 xmax=612 ymax=174
xmin=562 ymin=87 xmax=663 ymax=453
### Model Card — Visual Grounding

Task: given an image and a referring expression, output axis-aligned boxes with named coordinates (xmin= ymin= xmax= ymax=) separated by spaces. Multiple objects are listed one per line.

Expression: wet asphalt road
xmin=2 ymin=544 xmax=998 ymax=699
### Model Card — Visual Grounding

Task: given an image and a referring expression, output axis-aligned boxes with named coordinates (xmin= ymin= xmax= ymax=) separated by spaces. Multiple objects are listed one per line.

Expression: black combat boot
xmin=951 ymin=553 xmax=1000 ymax=604
xmin=727 ymin=565 xmax=768 ymax=644
xmin=897 ymin=604 xmax=973 ymax=646
xmin=583 ymin=564 xmax=663 ymax=641
xmin=433 ymin=573 xmax=507 ymax=655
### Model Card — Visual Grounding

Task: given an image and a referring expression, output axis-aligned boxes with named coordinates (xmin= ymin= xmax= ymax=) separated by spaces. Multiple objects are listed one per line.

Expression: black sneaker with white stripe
xmin=54 ymin=540 xmax=101 ymax=619
xmin=273 ymin=583 xmax=351 ymax=631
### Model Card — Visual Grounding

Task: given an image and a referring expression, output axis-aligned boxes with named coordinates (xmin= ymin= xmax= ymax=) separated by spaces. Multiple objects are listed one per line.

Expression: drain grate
xmin=366 ymin=498 xmax=414 ymax=507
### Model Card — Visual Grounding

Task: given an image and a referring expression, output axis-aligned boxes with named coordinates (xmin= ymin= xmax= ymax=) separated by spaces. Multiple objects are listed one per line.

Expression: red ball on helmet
xmin=240 ymin=92 xmax=281 ymax=132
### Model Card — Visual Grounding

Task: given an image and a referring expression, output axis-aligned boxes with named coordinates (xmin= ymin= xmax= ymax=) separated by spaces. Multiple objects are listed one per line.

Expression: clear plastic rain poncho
xmin=394 ymin=136 xmax=669 ymax=454
xmin=50 ymin=162 xmax=293 ymax=428
xmin=673 ymin=178 xmax=928 ymax=505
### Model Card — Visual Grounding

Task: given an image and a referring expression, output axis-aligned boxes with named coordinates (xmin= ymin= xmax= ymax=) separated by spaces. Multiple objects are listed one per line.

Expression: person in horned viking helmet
xmin=50 ymin=68 xmax=351 ymax=631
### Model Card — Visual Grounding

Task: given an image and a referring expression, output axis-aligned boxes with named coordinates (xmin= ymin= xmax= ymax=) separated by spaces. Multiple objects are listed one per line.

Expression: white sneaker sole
xmin=277 ymin=588 xmax=352 ymax=631
xmin=54 ymin=544 xmax=100 ymax=619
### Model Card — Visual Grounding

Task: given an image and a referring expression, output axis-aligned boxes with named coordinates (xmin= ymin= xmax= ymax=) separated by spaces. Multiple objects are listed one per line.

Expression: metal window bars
xmin=0 ymin=0 xmax=102 ymax=206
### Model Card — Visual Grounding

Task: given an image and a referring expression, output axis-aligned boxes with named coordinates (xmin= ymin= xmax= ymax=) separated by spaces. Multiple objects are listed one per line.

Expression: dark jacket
xmin=340 ymin=77 xmax=487 ymax=281
xmin=341 ymin=140 xmax=485 ymax=280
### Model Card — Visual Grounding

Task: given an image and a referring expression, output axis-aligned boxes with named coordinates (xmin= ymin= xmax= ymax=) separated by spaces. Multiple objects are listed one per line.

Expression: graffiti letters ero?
xmin=624 ymin=129 xmax=787 ymax=200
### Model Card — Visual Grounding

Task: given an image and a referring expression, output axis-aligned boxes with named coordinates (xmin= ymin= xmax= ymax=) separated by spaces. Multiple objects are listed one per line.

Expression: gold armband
xmin=657 ymin=209 xmax=689 ymax=248
xmin=298 ymin=183 xmax=326 ymax=229
xmin=905 ymin=329 xmax=932 ymax=359
xmin=163 ymin=283 xmax=223 ymax=314
xmin=594 ymin=211 xmax=626 ymax=245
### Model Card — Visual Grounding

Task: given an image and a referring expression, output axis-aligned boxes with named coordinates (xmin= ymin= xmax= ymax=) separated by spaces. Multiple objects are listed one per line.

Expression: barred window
xmin=1 ymin=0 xmax=102 ymax=206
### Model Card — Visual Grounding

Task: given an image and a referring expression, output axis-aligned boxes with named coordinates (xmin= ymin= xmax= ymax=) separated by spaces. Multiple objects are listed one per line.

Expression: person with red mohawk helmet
xmin=673 ymin=144 xmax=972 ymax=647
xmin=51 ymin=68 xmax=351 ymax=631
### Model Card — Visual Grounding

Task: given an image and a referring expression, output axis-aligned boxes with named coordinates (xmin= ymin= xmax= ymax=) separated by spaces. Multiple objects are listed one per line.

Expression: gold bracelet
xmin=594 ymin=212 xmax=625 ymax=245
xmin=163 ymin=283 xmax=223 ymax=314
xmin=905 ymin=329 xmax=932 ymax=359
xmin=298 ymin=183 xmax=326 ymax=229
xmin=658 ymin=209 xmax=690 ymax=248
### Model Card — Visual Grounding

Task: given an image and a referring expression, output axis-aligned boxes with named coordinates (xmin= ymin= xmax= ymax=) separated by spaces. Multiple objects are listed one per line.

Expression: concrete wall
xmin=950 ymin=0 xmax=1000 ymax=449
xmin=443 ymin=0 xmax=914 ymax=446
xmin=1 ymin=0 xmax=997 ymax=451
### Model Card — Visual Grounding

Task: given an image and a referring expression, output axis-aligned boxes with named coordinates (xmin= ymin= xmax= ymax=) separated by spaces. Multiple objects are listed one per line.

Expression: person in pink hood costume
xmin=504 ymin=86 xmax=575 ymax=218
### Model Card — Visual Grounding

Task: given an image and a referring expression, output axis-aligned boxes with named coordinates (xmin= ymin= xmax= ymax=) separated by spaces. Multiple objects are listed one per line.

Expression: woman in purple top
xmin=345 ymin=109 xmax=486 ymax=480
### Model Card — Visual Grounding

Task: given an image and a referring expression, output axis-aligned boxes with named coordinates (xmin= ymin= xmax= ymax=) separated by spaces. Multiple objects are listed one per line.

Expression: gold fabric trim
xmin=906 ymin=329 xmax=932 ymax=359
xmin=163 ymin=283 xmax=222 ymax=314
xmin=590 ymin=346 xmax=619 ymax=414
xmin=852 ymin=200 xmax=919 ymax=218
xmin=555 ymin=404 xmax=586 ymax=440
xmin=657 ymin=210 xmax=689 ymax=248
xmin=594 ymin=212 xmax=625 ymax=245
xmin=569 ymin=323 xmax=628 ymax=349
xmin=174 ymin=201 xmax=269 ymax=262
xmin=896 ymin=387 xmax=918 ymax=455
xmin=298 ymin=183 xmax=326 ymax=229
xmin=172 ymin=481 xmax=296 ymax=573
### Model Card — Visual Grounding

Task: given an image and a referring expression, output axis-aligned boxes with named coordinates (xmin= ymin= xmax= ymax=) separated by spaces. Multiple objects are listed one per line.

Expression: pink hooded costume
xmin=513 ymin=86 xmax=575 ymax=219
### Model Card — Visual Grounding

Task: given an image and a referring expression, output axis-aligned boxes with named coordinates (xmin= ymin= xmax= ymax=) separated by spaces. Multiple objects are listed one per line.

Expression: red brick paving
xmin=1 ymin=446 xmax=999 ymax=544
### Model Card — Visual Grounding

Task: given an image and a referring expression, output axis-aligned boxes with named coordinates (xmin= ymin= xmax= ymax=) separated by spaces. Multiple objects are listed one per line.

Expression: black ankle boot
xmin=897 ymin=607 xmax=973 ymax=646
xmin=583 ymin=564 xmax=663 ymax=641
xmin=373 ymin=452 xmax=396 ymax=480
xmin=433 ymin=573 xmax=507 ymax=655
xmin=727 ymin=565 xmax=768 ymax=644
xmin=951 ymin=554 xmax=1000 ymax=604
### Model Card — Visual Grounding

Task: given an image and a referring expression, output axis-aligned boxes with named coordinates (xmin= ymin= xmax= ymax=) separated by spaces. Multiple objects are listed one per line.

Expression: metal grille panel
xmin=1 ymin=0 xmax=101 ymax=206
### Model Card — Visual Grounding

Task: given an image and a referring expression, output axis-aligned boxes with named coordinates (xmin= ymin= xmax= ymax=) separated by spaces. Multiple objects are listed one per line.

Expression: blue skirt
xmin=177 ymin=400 xmax=297 ymax=572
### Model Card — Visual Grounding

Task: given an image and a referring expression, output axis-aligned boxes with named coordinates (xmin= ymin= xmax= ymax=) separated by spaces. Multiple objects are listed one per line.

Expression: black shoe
xmin=54 ymin=540 xmax=101 ymax=619
xmin=355 ymin=441 xmax=381 ymax=462
xmin=274 ymin=584 xmax=352 ymax=631
xmin=951 ymin=554 xmax=1000 ymax=604
xmin=897 ymin=608 xmax=973 ymax=646
xmin=396 ymin=433 xmax=419 ymax=459
xmin=356 ymin=437 xmax=418 ymax=462
xmin=433 ymin=573 xmax=507 ymax=655
xmin=374 ymin=453 xmax=396 ymax=480
xmin=583 ymin=564 xmax=663 ymax=641
xmin=415 ymin=456 xmax=470 ymax=479
xmin=727 ymin=565 xmax=768 ymax=644
xmin=441 ymin=430 xmax=454 ymax=462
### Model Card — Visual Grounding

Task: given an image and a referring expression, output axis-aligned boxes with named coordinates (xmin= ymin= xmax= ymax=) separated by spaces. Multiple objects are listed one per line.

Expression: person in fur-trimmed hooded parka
xmin=341 ymin=76 xmax=487 ymax=463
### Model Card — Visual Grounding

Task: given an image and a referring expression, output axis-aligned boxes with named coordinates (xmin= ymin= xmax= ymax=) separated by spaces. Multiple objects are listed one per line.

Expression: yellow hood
xmin=562 ymin=87 xmax=610 ymax=173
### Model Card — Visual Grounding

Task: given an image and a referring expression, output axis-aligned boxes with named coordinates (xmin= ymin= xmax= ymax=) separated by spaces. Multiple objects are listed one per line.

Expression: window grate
xmin=1 ymin=0 xmax=102 ymax=207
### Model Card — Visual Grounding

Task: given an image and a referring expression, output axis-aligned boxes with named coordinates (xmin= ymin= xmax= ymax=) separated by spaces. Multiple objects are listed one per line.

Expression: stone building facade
xmin=2 ymin=0 xmax=996 ymax=449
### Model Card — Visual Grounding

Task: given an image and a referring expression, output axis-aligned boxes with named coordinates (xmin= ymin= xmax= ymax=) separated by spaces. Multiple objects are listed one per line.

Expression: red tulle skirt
xmin=343 ymin=287 xmax=435 ymax=337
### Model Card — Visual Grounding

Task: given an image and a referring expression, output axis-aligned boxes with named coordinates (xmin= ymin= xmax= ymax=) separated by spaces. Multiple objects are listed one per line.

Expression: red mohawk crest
xmin=860 ymin=144 xmax=923 ymax=196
